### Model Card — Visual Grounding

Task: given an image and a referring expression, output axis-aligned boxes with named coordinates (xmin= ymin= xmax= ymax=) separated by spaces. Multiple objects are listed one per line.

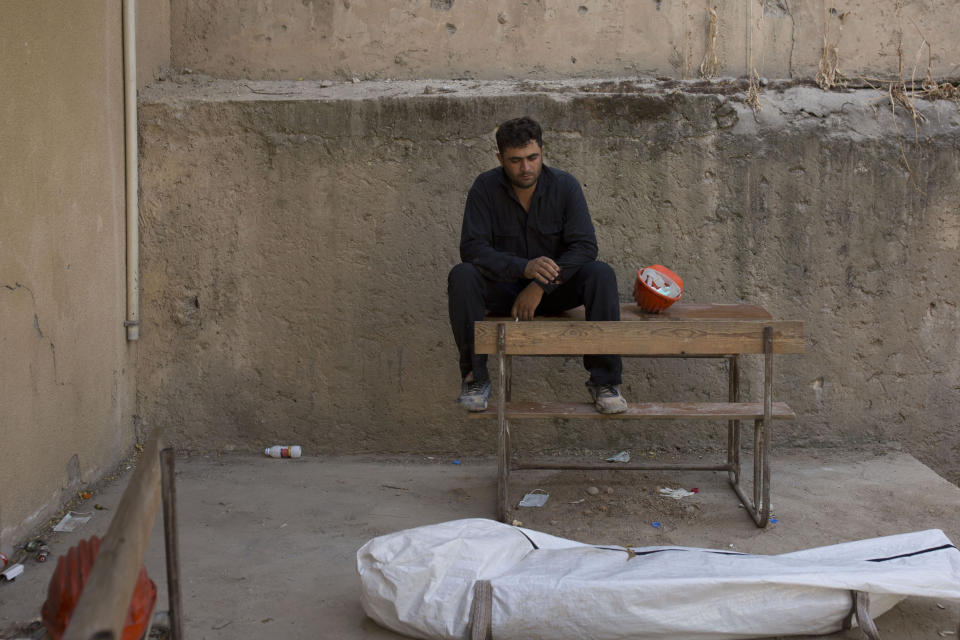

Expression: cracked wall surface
xmin=138 ymin=78 xmax=960 ymax=483
xmin=169 ymin=0 xmax=960 ymax=82
xmin=0 ymin=3 xmax=154 ymax=553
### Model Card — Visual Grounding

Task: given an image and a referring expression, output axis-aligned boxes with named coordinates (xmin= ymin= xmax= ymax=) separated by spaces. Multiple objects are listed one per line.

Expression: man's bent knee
xmin=448 ymin=262 xmax=484 ymax=293
xmin=578 ymin=261 xmax=617 ymax=288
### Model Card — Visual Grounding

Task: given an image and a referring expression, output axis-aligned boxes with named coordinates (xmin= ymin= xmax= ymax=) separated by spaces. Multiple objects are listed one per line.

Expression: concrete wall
xmin=169 ymin=0 xmax=960 ymax=82
xmin=137 ymin=78 xmax=960 ymax=482
xmin=0 ymin=0 xmax=168 ymax=554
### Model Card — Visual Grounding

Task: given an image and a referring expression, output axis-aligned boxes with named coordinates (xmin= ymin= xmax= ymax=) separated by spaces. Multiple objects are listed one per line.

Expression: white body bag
xmin=357 ymin=518 xmax=960 ymax=640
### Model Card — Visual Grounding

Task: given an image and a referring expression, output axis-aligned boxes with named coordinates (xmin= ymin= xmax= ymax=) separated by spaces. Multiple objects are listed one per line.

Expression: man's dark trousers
xmin=448 ymin=260 xmax=623 ymax=385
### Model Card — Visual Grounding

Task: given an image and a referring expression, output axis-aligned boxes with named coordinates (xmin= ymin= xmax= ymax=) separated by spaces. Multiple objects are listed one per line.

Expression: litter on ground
xmin=659 ymin=487 xmax=696 ymax=499
xmin=517 ymin=490 xmax=549 ymax=508
xmin=52 ymin=511 xmax=93 ymax=533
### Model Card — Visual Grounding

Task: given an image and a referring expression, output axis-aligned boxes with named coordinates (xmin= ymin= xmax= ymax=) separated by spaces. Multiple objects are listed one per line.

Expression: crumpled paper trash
xmin=659 ymin=488 xmax=696 ymax=500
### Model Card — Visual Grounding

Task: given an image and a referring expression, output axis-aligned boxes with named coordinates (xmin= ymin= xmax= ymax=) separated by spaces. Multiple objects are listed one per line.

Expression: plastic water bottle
xmin=264 ymin=445 xmax=302 ymax=458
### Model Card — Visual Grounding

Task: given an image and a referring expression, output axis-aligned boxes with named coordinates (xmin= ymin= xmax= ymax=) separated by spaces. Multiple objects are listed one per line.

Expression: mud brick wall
xmin=138 ymin=78 xmax=960 ymax=481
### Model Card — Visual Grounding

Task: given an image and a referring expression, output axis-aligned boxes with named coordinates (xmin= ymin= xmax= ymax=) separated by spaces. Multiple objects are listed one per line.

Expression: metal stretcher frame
xmin=468 ymin=580 xmax=882 ymax=640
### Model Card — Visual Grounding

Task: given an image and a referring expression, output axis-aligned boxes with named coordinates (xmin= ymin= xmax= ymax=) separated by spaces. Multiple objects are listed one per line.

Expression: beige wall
xmin=137 ymin=0 xmax=172 ymax=87
xmin=169 ymin=0 xmax=960 ymax=82
xmin=0 ymin=1 xmax=160 ymax=554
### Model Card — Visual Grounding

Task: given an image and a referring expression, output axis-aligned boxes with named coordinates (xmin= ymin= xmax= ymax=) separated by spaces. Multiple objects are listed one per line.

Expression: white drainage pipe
xmin=123 ymin=0 xmax=139 ymax=341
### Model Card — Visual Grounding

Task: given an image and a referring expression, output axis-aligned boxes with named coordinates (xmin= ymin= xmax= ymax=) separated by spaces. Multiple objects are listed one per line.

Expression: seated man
xmin=447 ymin=116 xmax=627 ymax=414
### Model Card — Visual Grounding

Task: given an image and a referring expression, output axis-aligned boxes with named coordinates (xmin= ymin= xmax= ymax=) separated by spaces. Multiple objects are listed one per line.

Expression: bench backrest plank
xmin=485 ymin=303 xmax=773 ymax=322
xmin=474 ymin=320 xmax=804 ymax=355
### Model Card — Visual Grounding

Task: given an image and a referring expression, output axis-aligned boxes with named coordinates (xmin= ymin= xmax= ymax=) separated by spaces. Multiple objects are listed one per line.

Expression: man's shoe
xmin=458 ymin=378 xmax=492 ymax=412
xmin=586 ymin=382 xmax=628 ymax=414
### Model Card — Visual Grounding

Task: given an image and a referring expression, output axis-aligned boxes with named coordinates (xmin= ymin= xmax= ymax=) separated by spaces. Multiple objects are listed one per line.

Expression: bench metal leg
xmin=753 ymin=417 xmax=762 ymax=515
xmin=760 ymin=326 xmax=773 ymax=525
xmin=730 ymin=418 xmax=770 ymax=527
xmin=729 ymin=327 xmax=773 ymax=527
xmin=726 ymin=355 xmax=741 ymax=486
xmin=496 ymin=324 xmax=510 ymax=522
xmin=505 ymin=355 xmax=512 ymax=507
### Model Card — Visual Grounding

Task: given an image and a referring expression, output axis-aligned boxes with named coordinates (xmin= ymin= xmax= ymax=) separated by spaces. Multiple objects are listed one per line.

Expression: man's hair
xmin=495 ymin=116 xmax=543 ymax=154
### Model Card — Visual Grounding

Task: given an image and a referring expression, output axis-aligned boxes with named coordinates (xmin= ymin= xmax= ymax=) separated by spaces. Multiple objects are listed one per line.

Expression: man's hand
xmin=524 ymin=256 xmax=560 ymax=285
xmin=511 ymin=282 xmax=544 ymax=321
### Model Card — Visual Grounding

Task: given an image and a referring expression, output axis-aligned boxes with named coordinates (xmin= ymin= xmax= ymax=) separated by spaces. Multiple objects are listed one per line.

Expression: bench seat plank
xmin=474 ymin=320 xmax=804 ymax=355
xmin=468 ymin=401 xmax=796 ymax=420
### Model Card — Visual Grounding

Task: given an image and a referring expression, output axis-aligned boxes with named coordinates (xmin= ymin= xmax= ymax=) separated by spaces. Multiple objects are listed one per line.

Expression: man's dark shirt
xmin=459 ymin=164 xmax=598 ymax=294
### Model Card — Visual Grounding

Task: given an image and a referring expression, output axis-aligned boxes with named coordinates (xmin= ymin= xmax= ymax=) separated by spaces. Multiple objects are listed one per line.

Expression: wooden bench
xmin=471 ymin=303 xmax=804 ymax=528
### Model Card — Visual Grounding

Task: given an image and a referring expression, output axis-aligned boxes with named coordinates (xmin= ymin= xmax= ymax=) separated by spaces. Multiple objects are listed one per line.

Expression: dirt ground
xmin=2 ymin=449 xmax=959 ymax=639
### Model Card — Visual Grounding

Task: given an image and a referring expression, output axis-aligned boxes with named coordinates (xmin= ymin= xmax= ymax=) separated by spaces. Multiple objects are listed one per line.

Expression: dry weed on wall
xmin=857 ymin=2 xmax=960 ymax=194
xmin=781 ymin=0 xmax=960 ymax=194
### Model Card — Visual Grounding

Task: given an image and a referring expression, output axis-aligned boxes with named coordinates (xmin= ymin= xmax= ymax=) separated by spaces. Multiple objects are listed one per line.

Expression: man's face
xmin=498 ymin=140 xmax=543 ymax=190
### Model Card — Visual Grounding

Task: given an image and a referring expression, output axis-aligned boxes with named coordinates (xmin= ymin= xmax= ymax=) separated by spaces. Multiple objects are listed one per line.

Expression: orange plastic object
xmin=634 ymin=264 xmax=684 ymax=313
xmin=42 ymin=536 xmax=157 ymax=640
